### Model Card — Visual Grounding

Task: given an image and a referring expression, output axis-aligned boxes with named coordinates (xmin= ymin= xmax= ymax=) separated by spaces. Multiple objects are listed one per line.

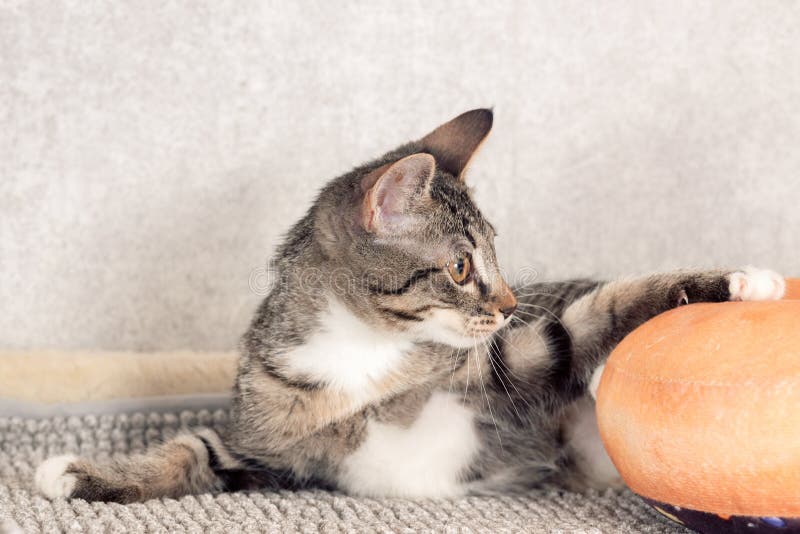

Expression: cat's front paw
xmin=729 ymin=267 xmax=785 ymax=301
xmin=35 ymin=454 xmax=78 ymax=499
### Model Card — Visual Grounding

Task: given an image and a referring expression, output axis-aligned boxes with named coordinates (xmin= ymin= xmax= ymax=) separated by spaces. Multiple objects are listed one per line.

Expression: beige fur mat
xmin=0 ymin=351 xmax=236 ymax=403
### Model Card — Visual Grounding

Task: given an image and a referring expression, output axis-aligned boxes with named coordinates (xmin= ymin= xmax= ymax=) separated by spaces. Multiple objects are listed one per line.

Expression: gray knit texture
xmin=0 ymin=410 xmax=684 ymax=533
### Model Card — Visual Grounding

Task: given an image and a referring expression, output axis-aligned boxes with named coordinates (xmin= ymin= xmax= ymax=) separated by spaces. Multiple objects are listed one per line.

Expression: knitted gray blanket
xmin=0 ymin=409 xmax=683 ymax=533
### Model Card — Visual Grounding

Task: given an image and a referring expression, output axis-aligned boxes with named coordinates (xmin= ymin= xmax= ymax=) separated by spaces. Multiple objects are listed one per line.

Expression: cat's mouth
xmin=467 ymin=313 xmax=510 ymax=334
xmin=441 ymin=319 xmax=507 ymax=348
xmin=465 ymin=325 xmax=503 ymax=340
xmin=410 ymin=308 xmax=508 ymax=348
xmin=442 ymin=327 xmax=503 ymax=349
xmin=458 ymin=312 xmax=515 ymax=344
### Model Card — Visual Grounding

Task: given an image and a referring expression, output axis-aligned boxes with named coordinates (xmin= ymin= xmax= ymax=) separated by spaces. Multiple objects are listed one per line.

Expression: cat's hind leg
xmin=35 ymin=428 xmax=240 ymax=503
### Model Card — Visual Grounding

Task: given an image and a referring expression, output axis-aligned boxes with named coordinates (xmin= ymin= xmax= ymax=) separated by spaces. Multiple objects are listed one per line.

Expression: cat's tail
xmin=34 ymin=428 xmax=278 ymax=503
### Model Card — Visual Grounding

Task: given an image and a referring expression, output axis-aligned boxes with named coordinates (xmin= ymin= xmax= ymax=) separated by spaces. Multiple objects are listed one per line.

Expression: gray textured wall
xmin=2 ymin=1 xmax=799 ymax=351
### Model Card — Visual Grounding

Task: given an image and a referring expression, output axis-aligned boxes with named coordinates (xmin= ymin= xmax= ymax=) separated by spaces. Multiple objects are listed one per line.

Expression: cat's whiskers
xmin=501 ymin=309 xmax=572 ymax=376
xmin=480 ymin=338 xmax=526 ymax=423
xmin=471 ymin=334 xmax=503 ymax=449
xmin=514 ymin=305 xmax=575 ymax=345
xmin=513 ymin=291 xmax=572 ymax=303
xmin=489 ymin=322 xmax=540 ymax=387
xmin=509 ymin=315 xmax=554 ymax=367
xmin=480 ymin=330 xmax=538 ymax=414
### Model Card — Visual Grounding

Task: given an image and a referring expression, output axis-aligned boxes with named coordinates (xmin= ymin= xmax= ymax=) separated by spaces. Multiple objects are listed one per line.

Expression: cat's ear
xmin=420 ymin=108 xmax=493 ymax=180
xmin=361 ymin=153 xmax=436 ymax=234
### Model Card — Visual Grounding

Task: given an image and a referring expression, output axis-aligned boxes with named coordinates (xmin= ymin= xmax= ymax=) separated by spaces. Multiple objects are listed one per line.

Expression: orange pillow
xmin=786 ymin=277 xmax=800 ymax=300
xmin=597 ymin=278 xmax=800 ymax=532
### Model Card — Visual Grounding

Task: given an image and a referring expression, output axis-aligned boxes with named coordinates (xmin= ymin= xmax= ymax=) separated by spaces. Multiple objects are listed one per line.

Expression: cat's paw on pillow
xmin=729 ymin=267 xmax=785 ymax=301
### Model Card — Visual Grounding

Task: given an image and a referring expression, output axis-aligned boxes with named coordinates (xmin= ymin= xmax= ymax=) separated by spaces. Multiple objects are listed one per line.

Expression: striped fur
xmin=35 ymin=110 xmax=786 ymax=502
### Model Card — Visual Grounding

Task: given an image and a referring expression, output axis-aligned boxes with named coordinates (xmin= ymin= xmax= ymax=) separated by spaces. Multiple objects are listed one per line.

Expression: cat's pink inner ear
xmin=420 ymin=108 xmax=493 ymax=180
xmin=363 ymin=153 xmax=436 ymax=234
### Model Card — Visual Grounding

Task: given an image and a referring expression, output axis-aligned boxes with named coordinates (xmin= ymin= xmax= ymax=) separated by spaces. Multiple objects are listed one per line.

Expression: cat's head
xmin=313 ymin=109 xmax=516 ymax=348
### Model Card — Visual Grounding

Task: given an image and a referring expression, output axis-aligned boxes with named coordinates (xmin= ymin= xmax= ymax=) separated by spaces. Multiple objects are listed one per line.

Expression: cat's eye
xmin=448 ymin=253 xmax=472 ymax=285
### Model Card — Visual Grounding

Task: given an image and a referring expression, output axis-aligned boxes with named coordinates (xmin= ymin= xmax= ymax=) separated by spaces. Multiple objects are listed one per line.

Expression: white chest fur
xmin=280 ymin=298 xmax=412 ymax=392
xmin=339 ymin=392 xmax=480 ymax=498
xmin=563 ymin=397 xmax=621 ymax=489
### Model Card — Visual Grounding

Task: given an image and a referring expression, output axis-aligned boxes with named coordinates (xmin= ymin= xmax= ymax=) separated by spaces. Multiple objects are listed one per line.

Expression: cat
xmin=35 ymin=109 xmax=786 ymax=502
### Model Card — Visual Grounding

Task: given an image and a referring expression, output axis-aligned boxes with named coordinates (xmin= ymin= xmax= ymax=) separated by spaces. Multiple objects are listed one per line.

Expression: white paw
xmin=589 ymin=364 xmax=605 ymax=400
xmin=35 ymin=454 xmax=78 ymax=499
xmin=729 ymin=267 xmax=786 ymax=302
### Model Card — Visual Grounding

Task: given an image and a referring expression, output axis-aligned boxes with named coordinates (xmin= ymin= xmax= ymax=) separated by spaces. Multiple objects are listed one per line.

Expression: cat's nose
xmin=500 ymin=303 xmax=517 ymax=319
xmin=496 ymin=285 xmax=517 ymax=320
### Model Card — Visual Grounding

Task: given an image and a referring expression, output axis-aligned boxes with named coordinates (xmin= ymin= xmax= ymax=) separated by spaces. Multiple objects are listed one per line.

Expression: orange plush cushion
xmin=596 ymin=278 xmax=800 ymax=517
xmin=786 ymin=277 xmax=800 ymax=300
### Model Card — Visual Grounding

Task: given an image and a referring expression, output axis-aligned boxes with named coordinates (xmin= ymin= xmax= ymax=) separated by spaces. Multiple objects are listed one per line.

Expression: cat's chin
xmin=408 ymin=310 xmax=501 ymax=349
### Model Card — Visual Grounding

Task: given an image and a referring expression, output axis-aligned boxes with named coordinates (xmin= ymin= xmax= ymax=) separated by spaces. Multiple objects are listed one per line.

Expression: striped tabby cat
xmin=36 ymin=109 xmax=785 ymax=502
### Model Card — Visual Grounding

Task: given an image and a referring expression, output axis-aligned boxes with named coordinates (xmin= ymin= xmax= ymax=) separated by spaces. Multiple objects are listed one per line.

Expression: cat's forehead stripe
xmin=465 ymin=229 xmax=477 ymax=248
xmin=432 ymin=182 xmax=489 ymax=248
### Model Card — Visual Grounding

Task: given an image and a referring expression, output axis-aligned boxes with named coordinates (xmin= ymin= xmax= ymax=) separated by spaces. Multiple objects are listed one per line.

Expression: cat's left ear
xmin=420 ymin=108 xmax=493 ymax=180
xmin=362 ymin=153 xmax=436 ymax=234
